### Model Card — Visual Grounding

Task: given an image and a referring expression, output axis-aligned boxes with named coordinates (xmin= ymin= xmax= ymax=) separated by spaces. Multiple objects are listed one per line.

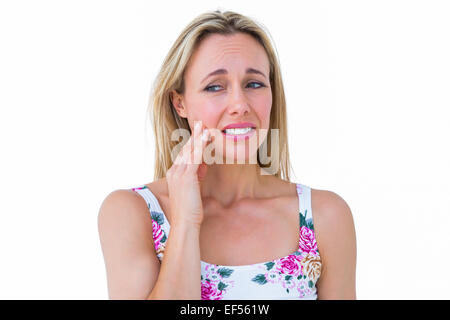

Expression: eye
xmin=246 ymin=81 xmax=265 ymax=89
xmin=204 ymin=82 xmax=266 ymax=92
xmin=204 ymin=84 xmax=222 ymax=92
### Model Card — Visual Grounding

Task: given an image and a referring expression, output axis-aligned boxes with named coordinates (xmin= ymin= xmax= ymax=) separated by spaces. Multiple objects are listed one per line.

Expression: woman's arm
xmin=98 ymin=189 xmax=202 ymax=299
xmin=312 ymin=190 xmax=357 ymax=299
xmin=148 ymin=222 xmax=201 ymax=299
xmin=98 ymin=189 xmax=160 ymax=299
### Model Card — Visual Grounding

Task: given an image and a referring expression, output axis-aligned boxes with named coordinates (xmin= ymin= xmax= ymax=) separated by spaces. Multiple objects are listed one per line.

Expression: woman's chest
xmin=198 ymin=197 xmax=300 ymax=266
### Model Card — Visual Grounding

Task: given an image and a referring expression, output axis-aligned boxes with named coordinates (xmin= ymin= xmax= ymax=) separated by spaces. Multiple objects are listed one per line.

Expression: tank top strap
xmin=296 ymin=183 xmax=315 ymax=231
xmin=131 ymin=185 xmax=171 ymax=234
xmin=131 ymin=185 xmax=171 ymax=260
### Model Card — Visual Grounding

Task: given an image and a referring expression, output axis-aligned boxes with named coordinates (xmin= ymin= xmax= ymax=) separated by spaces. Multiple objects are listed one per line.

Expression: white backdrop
xmin=0 ymin=0 xmax=449 ymax=299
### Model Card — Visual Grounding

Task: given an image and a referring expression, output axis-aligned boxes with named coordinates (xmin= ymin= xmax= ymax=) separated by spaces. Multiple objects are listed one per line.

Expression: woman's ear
xmin=170 ymin=90 xmax=187 ymax=118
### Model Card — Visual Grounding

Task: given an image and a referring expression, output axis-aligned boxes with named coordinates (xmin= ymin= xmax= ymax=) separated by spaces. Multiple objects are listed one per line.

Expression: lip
xmin=221 ymin=122 xmax=256 ymax=131
xmin=221 ymin=127 xmax=256 ymax=141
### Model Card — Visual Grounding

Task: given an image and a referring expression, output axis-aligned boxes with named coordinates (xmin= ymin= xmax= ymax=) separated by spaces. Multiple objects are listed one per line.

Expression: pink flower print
xmin=201 ymin=265 xmax=235 ymax=300
xmin=296 ymin=278 xmax=314 ymax=298
xmin=281 ymin=275 xmax=297 ymax=290
xmin=264 ymin=269 xmax=283 ymax=284
xmin=201 ymin=279 xmax=223 ymax=300
xmin=131 ymin=186 xmax=146 ymax=191
xmin=152 ymin=219 xmax=164 ymax=251
xmin=299 ymin=226 xmax=318 ymax=255
xmin=275 ymin=255 xmax=303 ymax=277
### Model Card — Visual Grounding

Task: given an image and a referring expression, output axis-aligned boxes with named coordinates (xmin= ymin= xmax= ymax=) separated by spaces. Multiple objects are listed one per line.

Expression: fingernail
xmin=195 ymin=122 xmax=201 ymax=130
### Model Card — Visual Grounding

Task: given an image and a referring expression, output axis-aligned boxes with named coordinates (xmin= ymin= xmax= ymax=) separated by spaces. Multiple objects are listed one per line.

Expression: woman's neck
xmin=199 ymin=163 xmax=273 ymax=207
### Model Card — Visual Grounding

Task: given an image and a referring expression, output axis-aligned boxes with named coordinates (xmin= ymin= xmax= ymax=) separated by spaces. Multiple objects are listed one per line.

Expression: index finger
xmin=191 ymin=127 xmax=210 ymax=165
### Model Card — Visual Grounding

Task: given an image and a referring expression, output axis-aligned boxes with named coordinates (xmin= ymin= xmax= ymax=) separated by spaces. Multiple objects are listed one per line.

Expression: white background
xmin=0 ymin=0 xmax=449 ymax=299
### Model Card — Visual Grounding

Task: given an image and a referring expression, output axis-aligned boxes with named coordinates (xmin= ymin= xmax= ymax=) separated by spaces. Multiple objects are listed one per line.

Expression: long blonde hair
xmin=147 ymin=10 xmax=294 ymax=181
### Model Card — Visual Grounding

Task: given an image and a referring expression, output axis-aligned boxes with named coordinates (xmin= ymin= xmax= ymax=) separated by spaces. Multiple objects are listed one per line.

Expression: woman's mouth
xmin=221 ymin=127 xmax=256 ymax=141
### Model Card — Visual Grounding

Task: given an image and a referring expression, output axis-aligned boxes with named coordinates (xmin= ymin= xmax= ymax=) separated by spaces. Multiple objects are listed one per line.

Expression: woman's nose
xmin=226 ymin=87 xmax=251 ymax=115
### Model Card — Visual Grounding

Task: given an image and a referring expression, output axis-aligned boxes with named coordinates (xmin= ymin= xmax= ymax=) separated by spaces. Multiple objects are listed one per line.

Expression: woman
xmin=98 ymin=10 xmax=357 ymax=300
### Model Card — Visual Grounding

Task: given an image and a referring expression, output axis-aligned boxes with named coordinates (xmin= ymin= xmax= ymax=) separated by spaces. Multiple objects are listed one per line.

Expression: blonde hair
xmin=147 ymin=10 xmax=294 ymax=181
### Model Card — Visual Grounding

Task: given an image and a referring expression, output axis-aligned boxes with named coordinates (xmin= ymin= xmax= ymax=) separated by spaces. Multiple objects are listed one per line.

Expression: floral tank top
xmin=131 ymin=183 xmax=322 ymax=300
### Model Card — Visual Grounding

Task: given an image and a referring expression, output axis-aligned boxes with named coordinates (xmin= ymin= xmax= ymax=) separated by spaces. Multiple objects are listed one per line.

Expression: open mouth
xmin=221 ymin=127 xmax=256 ymax=140
xmin=221 ymin=127 xmax=256 ymax=135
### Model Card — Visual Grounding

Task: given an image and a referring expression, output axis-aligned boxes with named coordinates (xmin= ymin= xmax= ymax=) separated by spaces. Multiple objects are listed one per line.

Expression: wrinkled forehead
xmin=185 ymin=32 xmax=271 ymax=83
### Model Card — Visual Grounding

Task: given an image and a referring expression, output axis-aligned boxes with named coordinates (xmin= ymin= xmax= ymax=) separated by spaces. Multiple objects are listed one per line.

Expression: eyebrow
xmin=201 ymin=68 xmax=267 ymax=83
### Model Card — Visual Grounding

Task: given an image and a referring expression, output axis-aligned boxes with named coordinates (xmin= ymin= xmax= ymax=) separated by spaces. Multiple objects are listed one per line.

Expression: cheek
xmin=191 ymin=100 xmax=222 ymax=128
xmin=251 ymin=92 xmax=272 ymax=126
xmin=184 ymin=92 xmax=221 ymax=127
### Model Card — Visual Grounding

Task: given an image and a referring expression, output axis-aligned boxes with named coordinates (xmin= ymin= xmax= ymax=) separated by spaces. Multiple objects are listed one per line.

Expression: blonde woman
xmin=98 ymin=10 xmax=356 ymax=300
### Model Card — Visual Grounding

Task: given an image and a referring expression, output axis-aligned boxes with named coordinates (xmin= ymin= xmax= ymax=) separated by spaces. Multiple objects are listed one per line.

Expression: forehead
xmin=185 ymin=32 xmax=270 ymax=80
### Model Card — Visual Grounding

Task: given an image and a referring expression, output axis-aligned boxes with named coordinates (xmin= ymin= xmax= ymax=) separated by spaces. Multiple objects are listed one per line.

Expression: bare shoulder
xmin=311 ymin=188 xmax=354 ymax=227
xmin=97 ymin=187 xmax=156 ymax=259
xmin=310 ymin=188 xmax=356 ymax=253
xmin=311 ymin=188 xmax=357 ymax=299
xmin=97 ymin=187 xmax=160 ymax=299
xmin=98 ymin=188 xmax=150 ymax=227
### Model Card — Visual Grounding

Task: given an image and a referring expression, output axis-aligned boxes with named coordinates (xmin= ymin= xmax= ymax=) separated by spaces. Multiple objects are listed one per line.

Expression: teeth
xmin=224 ymin=127 xmax=253 ymax=135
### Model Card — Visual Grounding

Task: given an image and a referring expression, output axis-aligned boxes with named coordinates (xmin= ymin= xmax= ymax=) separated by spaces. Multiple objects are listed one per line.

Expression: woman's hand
xmin=166 ymin=121 xmax=211 ymax=229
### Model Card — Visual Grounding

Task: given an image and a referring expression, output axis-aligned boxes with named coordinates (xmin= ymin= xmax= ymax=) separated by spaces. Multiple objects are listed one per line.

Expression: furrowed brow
xmin=201 ymin=68 xmax=267 ymax=83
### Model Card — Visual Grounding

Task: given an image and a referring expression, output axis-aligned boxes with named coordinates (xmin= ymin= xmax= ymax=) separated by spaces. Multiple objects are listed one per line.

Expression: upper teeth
xmin=224 ymin=127 xmax=254 ymax=135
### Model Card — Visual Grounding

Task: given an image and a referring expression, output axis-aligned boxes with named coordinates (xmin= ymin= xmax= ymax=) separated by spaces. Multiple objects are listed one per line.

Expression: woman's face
xmin=173 ymin=32 xmax=272 ymax=163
